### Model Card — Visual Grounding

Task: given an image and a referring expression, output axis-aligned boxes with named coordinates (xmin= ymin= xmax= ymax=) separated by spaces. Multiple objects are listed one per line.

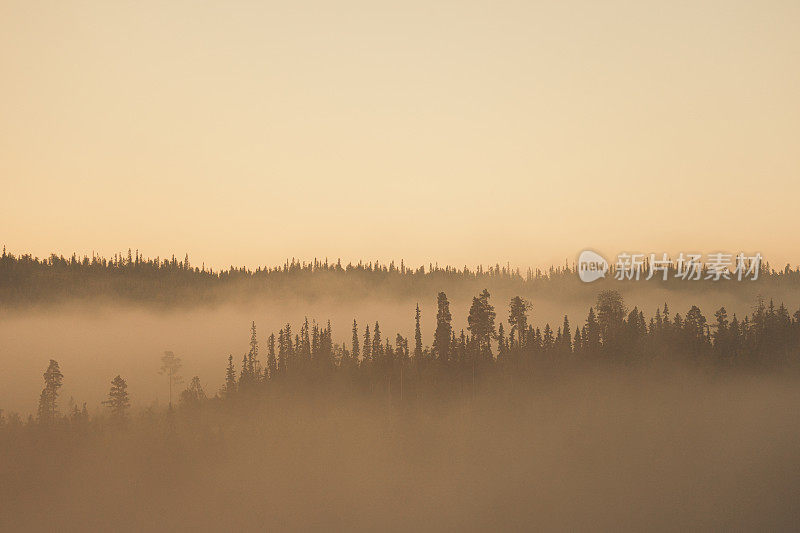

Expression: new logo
xmin=578 ymin=250 xmax=608 ymax=283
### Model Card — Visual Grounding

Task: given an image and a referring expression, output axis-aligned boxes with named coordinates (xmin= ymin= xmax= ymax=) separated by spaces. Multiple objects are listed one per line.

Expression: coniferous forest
xmin=2 ymin=250 xmax=800 ymax=530
xmin=3 ymin=247 xmax=800 ymax=307
xmin=5 ymin=0 xmax=800 ymax=529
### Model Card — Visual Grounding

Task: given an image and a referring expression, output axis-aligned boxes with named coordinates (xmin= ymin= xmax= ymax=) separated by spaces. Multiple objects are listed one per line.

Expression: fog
xmin=3 ymin=370 xmax=799 ymax=531
xmin=2 ymin=283 xmax=795 ymax=416
xmin=2 ymin=282 xmax=800 ymax=530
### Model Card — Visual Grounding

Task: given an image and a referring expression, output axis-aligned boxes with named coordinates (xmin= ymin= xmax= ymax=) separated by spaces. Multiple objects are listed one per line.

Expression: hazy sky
xmin=2 ymin=1 xmax=798 ymax=270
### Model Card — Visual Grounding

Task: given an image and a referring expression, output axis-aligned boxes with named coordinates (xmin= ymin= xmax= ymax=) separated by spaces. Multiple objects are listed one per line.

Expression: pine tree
xmin=685 ymin=305 xmax=709 ymax=357
xmin=317 ymin=321 xmax=334 ymax=370
xmin=284 ymin=323 xmax=294 ymax=370
xmin=414 ymin=304 xmax=423 ymax=360
xmin=159 ymin=351 xmax=183 ymax=407
xmin=37 ymin=359 xmax=64 ymax=424
xmin=395 ymin=334 xmax=409 ymax=362
xmin=561 ymin=315 xmax=572 ymax=353
xmin=278 ymin=328 xmax=287 ymax=373
xmin=180 ymin=376 xmax=207 ymax=407
xmin=363 ymin=324 xmax=372 ymax=361
xmin=497 ymin=323 xmax=508 ymax=361
xmin=300 ymin=318 xmax=311 ymax=360
xmin=434 ymin=292 xmax=452 ymax=362
xmin=248 ymin=321 xmax=259 ymax=378
xmin=467 ymin=289 xmax=496 ymax=359
xmin=596 ymin=290 xmax=626 ymax=353
xmin=351 ymin=319 xmax=360 ymax=362
xmin=584 ymin=308 xmax=600 ymax=355
xmin=239 ymin=354 xmax=249 ymax=388
xmin=311 ymin=322 xmax=320 ymax=361
xmin=508 ymin=296 xmax=532 ymax=347
xmin=102 ymin=375 xmax=131 ymax=420
xmin=222 ymin=354 xmax=237 ymax=397
xmin=372 ymin=321 xmax=383 ymax=359
xmin=266 ymin=333 xmax=277 ymax=379
xmin=542 ymin=323 xmax=554 ymax=351
xmin=713 ymin=307 xmax=729 ymax=359
xmin=237 ymin=322 xmax=261 ymax=389
xmin=573 ymin=326 xmax=583 ymax=355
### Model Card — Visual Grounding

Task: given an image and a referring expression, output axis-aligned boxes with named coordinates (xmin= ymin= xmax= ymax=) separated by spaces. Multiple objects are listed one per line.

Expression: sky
xmin=1 ymin=1 xmax=798 ymax=271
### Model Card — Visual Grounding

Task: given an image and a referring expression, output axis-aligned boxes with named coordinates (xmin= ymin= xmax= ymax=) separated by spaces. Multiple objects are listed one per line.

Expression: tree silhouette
xmin=584 ymin=307 xmax=600 ymax=355
xmin=222 ymin=354 xmax=237 ymax=397
xmin=351 ymin=319 xmax=360 ymax=362
xmin=372 ymin=321 xmax=383 ymax=359
xmin=102 ymin=375 xmax=130 ymax=420
xmin=37 ymin=359 xmax=63 ymax=425
xmin=414 ymin=303 xmax=423 ymax=360
xmin=363 ymin=324 xmax=371 ymax=362
xmin=596 ymin=290 xmax=626 ymax=355
xmin=434 ymin=292 xmax=452 ymax=362
xmin=239 ymin=321 xmax=260 ymax=387
xmin=266 ymin=333 xmax=277 ymax=379
xmin=7 ymin=284 xmax=800 ymax=441
xmin=561 ymin=315 xmax=572 ymax=354
xmin=508 ymin=296 xmax=532 ymax=348
xmin=468 ymin=289 xmax=496 ymax=359
xmin=159 ymin=351 xmax=183 ymax=407
xmin=180 ymin=376 xmax=207 ymax=407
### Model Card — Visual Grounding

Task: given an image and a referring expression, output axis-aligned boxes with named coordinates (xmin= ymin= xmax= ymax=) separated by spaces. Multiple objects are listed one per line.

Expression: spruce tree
xmin=372 ymin=321 xmax=383 ymax=359
xmin=102 ymin=375 xmax=131 ymax=420
xmin=508 ymin=296 xmax=532 ymax=347
xmin=247 ymin=321 xmax=259 ymax=378
xmin=266 ymin=333 xmax=277 ymax=379
xmin=159 ymin=351 xmax=183 ymax=407
xmin=239 ymin=354 xmax=249 ymax=389
xmin=497 ymin=323 xmax=508 ymax=360
xmin=467 ymin=289 xmax=496 ymax=359
xmin=351 ymin=319 xmax=360 ymax=362
xmin=713 ymin=307 xmax=729 ymax=359
xmin=573 ymin=326 xmax=583 ymax=355
xmin=434 ymin=292 xmax=453 ymax=362
xmin=584 ymin=307 xmax=600 ymax=355
xmin=561 ymin=315 xmax=572 ymax=353
xmin=37 ymin=359 xmax=64 ymax=424
xmin=223 ymin=354 xmax=237 ymax=397
xmin=180 ymin=376 xmax=207 ymax=407
xmin=542 ymin=324 xmax=554 ymax=351
xmin=596 ymin=290 xmax=626 ymax=353
xmin=363 ymin=324 xmax=372 ymax=361
xmin=278 ymin=328 xmax=287 ymax=373
xmin=414 ymin=304 xmax=423 ymax=360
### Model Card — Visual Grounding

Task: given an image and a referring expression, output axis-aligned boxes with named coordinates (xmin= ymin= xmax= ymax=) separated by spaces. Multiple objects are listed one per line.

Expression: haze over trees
xmin=6 ymin=288 xmax=800 ymax=426
xmin=2 ymin=248 xmax=799 ymax=309
xmin=2 ymin=258 xmax=800 ymax=531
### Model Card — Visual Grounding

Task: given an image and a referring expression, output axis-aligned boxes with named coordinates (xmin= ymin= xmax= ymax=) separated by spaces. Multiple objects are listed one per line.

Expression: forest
xmin=2 ymin=247 xmax=800 ymax=307
xmin=2 ymin=252 xmax=800 ymax=530
xmin=2 ymin=249 xmax=800 ymax=420
xmin=5 ymin=284 xmax=800 ymax=427
xmin=5 ymin=0 xmax=799 ymax=527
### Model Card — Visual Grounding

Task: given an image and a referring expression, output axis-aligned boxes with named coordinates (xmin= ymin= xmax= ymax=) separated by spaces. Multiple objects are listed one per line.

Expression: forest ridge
xmin=2 ymin=248 xmax=799 ymax=306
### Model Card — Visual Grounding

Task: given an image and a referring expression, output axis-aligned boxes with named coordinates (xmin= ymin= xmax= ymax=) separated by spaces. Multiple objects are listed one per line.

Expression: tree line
xmin=2 ymin=289 xmax=798 ymax=432
xmin=2 ymin=247 xmax=798 ymax=306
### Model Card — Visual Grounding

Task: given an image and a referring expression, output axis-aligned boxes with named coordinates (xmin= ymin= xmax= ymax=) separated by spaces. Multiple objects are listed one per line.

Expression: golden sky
xmin=1 ymin=1 xmax=798 ymax=270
